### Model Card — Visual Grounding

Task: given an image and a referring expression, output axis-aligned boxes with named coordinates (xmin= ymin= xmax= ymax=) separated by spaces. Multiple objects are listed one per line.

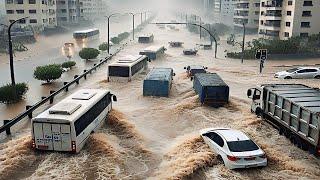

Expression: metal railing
xmin=0 ymin=48 xmax=122 ymax=135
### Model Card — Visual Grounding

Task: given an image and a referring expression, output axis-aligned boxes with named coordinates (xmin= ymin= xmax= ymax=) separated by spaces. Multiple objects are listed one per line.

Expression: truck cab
xmin=247 ymin=86 xmax=264 ymax=115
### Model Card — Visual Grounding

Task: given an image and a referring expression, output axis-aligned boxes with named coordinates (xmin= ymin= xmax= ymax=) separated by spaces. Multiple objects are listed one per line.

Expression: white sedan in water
xmin=274 ymin=67 xmax=320 ymax=79
xmin=200 ymin=128 xmax=267 ymax=169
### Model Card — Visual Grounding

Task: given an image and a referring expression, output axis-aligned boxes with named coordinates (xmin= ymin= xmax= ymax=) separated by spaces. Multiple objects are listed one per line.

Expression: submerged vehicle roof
xmin=195 ymin=73 xmax=228 ymax=87
xmin=109 ymin=55 xmax=147 ymax=67
xmin=145 ymin=68 xmax=173 ymax=81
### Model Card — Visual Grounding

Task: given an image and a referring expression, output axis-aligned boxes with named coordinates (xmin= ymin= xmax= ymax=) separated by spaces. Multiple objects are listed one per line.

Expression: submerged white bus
xmin=31 ymin=89 xmax=117 ymax=153
xmin=73 ymin=28 xmax=100 ymax=41
xmin=107 ymin=55 xmax=149 ymax=82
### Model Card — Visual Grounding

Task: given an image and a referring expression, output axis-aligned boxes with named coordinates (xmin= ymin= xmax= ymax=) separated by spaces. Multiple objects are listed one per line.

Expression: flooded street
xmin=1 ymin=13 xmax=320 ymax=180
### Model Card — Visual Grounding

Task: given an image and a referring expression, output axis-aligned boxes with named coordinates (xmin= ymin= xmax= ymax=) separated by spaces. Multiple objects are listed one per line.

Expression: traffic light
xmin=255 ymin=50 xmax=261 ymax=59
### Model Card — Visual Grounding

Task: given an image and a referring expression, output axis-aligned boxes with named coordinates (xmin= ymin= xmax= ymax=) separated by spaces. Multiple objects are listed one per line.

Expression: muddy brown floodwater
xmin=1 ymin=14 xmax=320 ymax=180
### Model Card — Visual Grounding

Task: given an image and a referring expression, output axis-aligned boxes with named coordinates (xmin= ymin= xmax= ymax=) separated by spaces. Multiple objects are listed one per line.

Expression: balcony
xmin=261 ymin=0 xmax=283 ymax=7
xmin=264 ymin=22 xmax=281 ymax=27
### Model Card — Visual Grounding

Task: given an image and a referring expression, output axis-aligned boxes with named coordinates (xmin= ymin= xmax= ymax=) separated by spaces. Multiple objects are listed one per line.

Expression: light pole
xmin=194 ymin=15 xmax=202 ymax=39
xmin=2 ymin=17 xmax=28 ymax=100
xmin=128 ymin=12 xmax=140 ymax=41
xmin=141 ymin=12 xmax=143 ymax=24
xmin=106 ymin=13 xmax=119 ymax=54
xmin=241 ymin=23 xmax=246 ymax=64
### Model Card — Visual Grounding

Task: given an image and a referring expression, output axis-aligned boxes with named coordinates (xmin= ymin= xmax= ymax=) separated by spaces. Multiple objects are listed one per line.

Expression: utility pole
xmin=241 ymin=23 xmax=246 ymax=64
xmin=129 ymin=13 xmax=140 ymax=41
xmin=141 ymin=12 xmax=143 ymax=24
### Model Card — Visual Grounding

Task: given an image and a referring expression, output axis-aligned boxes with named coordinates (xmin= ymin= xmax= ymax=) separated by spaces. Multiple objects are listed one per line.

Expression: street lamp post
xmin=241 ymin=23 xmax=246 ymax=64
xmin=106 ymin=13 xmax=118 ymax=54
xmin=128 ymin=12 xmax=140 ymax=41
xmin=1 ymin=17 xmax=28 ymax=100
xmin=141 ymin=12 xmax=143 ymax=24
xmin=194 ymin=15 xmax=202 ymax=40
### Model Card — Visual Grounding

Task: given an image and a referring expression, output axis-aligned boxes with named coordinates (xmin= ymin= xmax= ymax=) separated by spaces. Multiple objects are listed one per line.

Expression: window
xmin=204 ymin=132 xmax=224 ymax=147
xmin=18 ymin=19 xmax=26 ymax=24
xmin=16 ymin=10 xmax=24 ymax=14
xmin=109 ymin=66 xmax=129 ymax=77
xmin=30 ymin=19 xmax=37 ymax=23
xmin=305 ymin=69 xmax=318 ymax=73
xmin=260 ymin=20 xmax=263 ymax=25
xmin=6 ymin=0 xmax=14 ymax=4
xmin=74 ymin=95 xmax=111 ymax=136
xmin=6 ymin=10 xmax=14 ymax=14
xmin=297 ymin=69 xmax=308 ymax=74
xmin=16 ymin=0 xmax=23 ymax=4
xmin=131 ymin=59 xmax=146 ymax=76
xmin=29 ymin=9 xmax=36 ymax=14
xmin=303 ymin=1 xmax=313 ymax=6
xmin=29 ymin=0 xmax=36 ymax=4
xmin=288 ymin=1 xmax=292 ymax=5
xmin=302 ymin=11 xmax=312 ymax=17
xmin=227 ymin=140 xmax=259 ymax=152
xmin=301 ymin=22 xmax=310 ymax=28
xmin=286 ymin=22 xmax=291 ymax=27
xmin=287 ymin=11 xmax=292 ymax=16
xmin=284 ymin=32 xmax=289 ymax=37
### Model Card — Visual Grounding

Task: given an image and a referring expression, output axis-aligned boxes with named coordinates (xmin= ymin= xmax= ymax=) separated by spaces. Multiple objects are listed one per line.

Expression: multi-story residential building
xmin=56 ymin=0 xmax=80 ymax=26
xmin=203 ymin=0 xmax=215 ymax=16
xmin=233 ymin=0 xmax=260 ymax=29
xmin=79 ymin=0 xmax=108 ymax=20
xmin=5 ymin=0 xmax=57 ymax=31
xmin=213 ymin=0 xmax=234 ymax=26
xmin=259 ymin=0 xmax=320 ymax=40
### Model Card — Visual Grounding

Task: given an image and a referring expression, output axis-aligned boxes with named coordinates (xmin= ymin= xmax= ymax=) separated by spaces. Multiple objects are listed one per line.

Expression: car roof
xmin=215 ymin=129 xmax=250 ymax=142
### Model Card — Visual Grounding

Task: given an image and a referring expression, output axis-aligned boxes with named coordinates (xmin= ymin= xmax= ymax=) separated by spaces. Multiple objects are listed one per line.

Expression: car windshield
xmin=286 ymin=68 xmax=299 ymax=73
xmin=227 ymin=140 xmax=259 ymax=152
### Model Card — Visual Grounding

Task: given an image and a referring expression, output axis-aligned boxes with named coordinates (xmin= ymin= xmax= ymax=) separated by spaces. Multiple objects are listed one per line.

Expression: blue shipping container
xmin=139 ymin=46 xmax=166 ymax=60
xmin=143 ymin=68 xmax=174 ymax=97
xmin=193 ymin=73 xmax=229 ymax=107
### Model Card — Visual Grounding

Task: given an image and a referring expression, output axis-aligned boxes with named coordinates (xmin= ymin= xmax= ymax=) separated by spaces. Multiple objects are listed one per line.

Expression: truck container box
xmin=143 ymin=68 xmax=174 ymax=97
xmin=193 ymin=73 xmax=229 ymax=107
xmin=139 ymin=46 xmax=166 ymax=60
xmin=138 ymin=34 xmax=154 ymax=43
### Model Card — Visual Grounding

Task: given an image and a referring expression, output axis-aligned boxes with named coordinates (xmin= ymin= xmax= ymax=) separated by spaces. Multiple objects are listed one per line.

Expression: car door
xmin=205 ymin=132 xmax=225 ymax=155
xmin=305 ymin=68 xmax=318 ymax=78
xmin=294 ymin=69 xmax=308 ymax=79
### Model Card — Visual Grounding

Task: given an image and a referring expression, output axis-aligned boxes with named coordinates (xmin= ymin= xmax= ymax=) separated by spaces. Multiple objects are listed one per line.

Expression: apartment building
xmin=203 ymin=0 xmax=215 ymax=15
xmin=5 ymin=0 xmax=57 ymax=31
xmin=213 ymin=0 xmax=234 ymax=26
xmin=56 ymin=0 xmax=80 ymax=26
xmin=79 ymin=0 xmax=107 ymax=20
xmin=259 ymin=0 xmax=320 ymax=40
xmin=233 ymin=0 xmax=260 ymax=29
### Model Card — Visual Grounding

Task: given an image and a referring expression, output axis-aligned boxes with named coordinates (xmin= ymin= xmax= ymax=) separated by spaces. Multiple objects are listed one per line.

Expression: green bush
xmin=79 ymin=48 xmax=100 ymax=60
xmin=111 ymin=37 xmax=120 ymax=44
xmin=34 ymin=64 xmax=63 ymax=83
xmin=61 ymin=61 xmax=76 ymax=69
xmin=0 ymin=83 xmax=28 ymax=104
xmin=98 ymin=42 xmax=109 ymax=51
xmin=118 ymin=32 xmax=130 ymax=40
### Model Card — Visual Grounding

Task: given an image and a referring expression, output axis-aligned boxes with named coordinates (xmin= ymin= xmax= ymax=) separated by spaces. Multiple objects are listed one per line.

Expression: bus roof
xmin=74 ymin=28 xmax=99 ymax=34
xmin=32 ymin=89 xmax=109 ymax=122
xmin=109 ymin=55 xmax=147 ymax=67
xmin=139 ymin=34 xmax=153 ymax=38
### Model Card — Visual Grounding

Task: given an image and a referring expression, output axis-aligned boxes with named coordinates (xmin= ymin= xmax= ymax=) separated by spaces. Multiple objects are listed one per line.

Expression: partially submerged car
xmin=200 ymin=128 xmax=267 ymax=169
xmin=183 ymin=48 xmax=198 ymax=55
xmin=184 ymin=65 xmax=207 ymax=77
xmin=169 ymin=41 xmax=184 ymax=47
xmin=274 ymin=67 xmax=320 ymax=79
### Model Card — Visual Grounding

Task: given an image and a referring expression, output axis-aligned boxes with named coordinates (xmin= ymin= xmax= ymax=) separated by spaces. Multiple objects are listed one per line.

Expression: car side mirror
xmin=173 ymin=73 xmax=176 ymax=76
xmin=184 ymin=67 xmax=186 ymax=69
xmin=205 ymin=67 xmax=208 ymax=69
xmin=190 ymin=77 xmax=194 ymax=81
xmin=112 ymin=95 xmax=117 ymax=102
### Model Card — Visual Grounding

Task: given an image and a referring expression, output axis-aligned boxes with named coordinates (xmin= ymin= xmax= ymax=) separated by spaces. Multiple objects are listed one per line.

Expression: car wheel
xmin=217 ymin=155 xmax=225 ymax=165
xmin=284 ymin=76 xmax=292 ymax=79
xmin=314 ymin=75 xmax=320 ymax=79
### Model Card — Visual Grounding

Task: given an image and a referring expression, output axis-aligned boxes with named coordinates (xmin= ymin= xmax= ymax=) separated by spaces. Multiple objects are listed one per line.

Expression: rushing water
xmin=0 ymin=14 xmax=320 ymax=180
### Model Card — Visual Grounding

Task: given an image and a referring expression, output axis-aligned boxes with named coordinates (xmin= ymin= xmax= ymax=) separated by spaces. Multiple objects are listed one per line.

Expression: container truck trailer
xmin=247 ymin=84 xmax=320 ymax=156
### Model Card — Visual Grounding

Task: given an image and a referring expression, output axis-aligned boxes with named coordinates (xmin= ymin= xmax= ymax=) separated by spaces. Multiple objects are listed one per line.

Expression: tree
xmin=0 ymin=83 xmax=28 ymax=104
xmin=99 ymin=42 xmax=109 ymax=51
xmin=111 ymin=37 xmax=120 ymax=44
xmin=34 ymin=64 xmax=63 ymax=83
xmin=61 ymin=61 xmax=76 ymax=69
xmin=79 ymin=48 xmax=100 ymax=60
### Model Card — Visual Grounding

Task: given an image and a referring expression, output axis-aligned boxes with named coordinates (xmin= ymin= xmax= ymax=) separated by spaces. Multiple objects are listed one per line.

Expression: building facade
xmin=213 ymin=0 xmax=234 ymax=26
xmin=79 ymin=0 xmax=107 ymax=20
xmin=56 ymin=0 xmax=80 ymax=26
xmin=259 ymin=0 xmax=320 ymax=40
xmin=203 ymin=0 xmax=215 ymax=16
xmin=233 ymin=0 xmax=260 ymax=29
xmin=5 ymin=0 xmax=57 ymax=31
